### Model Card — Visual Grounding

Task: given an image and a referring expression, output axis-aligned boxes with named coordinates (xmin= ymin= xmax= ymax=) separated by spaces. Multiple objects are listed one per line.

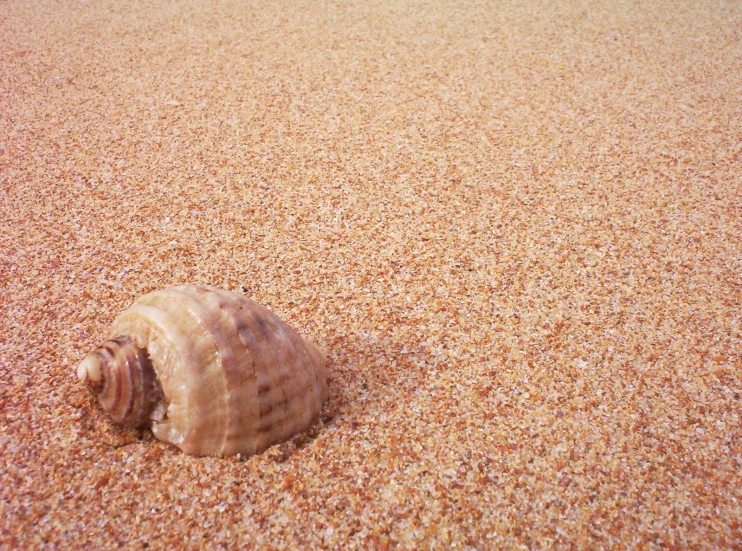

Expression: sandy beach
xmin=1 ymin=0 xmax=740 ymax=548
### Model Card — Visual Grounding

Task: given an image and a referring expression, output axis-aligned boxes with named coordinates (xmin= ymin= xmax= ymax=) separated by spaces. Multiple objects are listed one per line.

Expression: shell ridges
xmin=77 ymin=285 xmax=329 ymax=457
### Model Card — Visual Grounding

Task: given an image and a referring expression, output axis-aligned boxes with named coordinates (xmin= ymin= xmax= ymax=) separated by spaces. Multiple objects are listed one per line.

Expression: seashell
xmin=77 ymin=285 xmax=329 ymax=457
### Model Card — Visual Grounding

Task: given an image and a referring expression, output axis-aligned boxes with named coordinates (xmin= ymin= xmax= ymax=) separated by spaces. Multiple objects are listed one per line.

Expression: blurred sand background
xmin=1 ymin=0 xmax=740 ymax=548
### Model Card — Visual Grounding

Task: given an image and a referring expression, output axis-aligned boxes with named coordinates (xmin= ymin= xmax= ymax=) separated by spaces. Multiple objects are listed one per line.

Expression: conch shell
xmin=77 ymin=285 xmax=329 ymax=457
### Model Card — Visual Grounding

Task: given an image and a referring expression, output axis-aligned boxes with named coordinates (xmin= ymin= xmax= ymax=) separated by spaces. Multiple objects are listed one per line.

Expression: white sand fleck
xmin=1 ymin=0 xmax=741 ymax=548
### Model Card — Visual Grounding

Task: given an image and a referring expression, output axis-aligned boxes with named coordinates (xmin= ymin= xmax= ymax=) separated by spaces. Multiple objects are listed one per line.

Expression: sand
xmin=1 ymin=0 xmax=740 ymax=548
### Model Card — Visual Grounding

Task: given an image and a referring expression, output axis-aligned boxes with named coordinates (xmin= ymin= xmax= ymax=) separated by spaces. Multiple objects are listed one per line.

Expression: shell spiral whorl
xmin=77 ymin=285 xmax=329 ymax=457
xmin=77 ymin=336 xmax=165 ymax=427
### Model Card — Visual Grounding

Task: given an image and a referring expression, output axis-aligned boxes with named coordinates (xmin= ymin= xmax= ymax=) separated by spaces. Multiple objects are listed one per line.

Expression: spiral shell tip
xmin=77 ymin=355 xmax=102 ymax=384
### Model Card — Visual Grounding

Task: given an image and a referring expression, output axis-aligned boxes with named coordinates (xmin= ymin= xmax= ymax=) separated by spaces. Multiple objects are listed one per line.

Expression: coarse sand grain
xmin=1 ymin=0 xmax=740 ymax=548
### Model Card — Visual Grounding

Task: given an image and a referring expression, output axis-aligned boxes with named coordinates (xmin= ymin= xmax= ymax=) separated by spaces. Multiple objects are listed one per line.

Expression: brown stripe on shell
xmin=183 ymin=286 xmax=252 ymax=456
xmin=78 ymin=285 xmax=328 ymax=457
xmin=258 ymin=316 xmax=300 ymax=434
xmin=84 ymin=337 xmax=164 ymax=427
xmin=277 ymin=320 xmax=323 ymax=430
xmin=239 ymin=301 xmax=290 ymax=452
xmin=215 ymin=289 xmax=282 ymax=455
xmin=240 ymin=298 xmax=324 ymax=453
